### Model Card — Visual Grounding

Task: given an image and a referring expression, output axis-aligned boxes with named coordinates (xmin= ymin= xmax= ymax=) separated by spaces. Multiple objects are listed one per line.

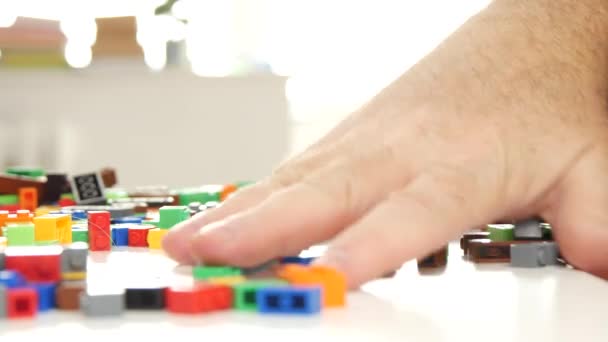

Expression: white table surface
xmin=1 ymin=241 xmax=607 ymax=342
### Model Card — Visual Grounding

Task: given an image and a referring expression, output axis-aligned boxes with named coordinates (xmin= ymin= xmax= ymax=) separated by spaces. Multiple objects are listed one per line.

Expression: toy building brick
xmin=0 ymin=17 xmax=67 ymax=68
xmin=92 ymin=16 xmax=143 ymax=59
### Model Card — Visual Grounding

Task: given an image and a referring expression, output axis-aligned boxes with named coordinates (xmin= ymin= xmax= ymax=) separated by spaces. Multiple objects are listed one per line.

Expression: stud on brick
xmin=257 ymin=286 xmax=322 ymax=315
xmin=88 ymin=211 xmax=111 ymax=251
xmin=18 ymin=187 xmax=38 ymax=212
xmin=233 ymin=279 xmax=288 ymax=311
xmin=46 ymin=213 xmax=72 ymax=244
xmin=7 ymin=287 xmax=38 ymax=319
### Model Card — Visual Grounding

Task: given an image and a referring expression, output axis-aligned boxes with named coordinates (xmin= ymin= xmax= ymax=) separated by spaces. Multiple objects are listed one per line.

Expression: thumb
xmin=545 ymin=140 xmax=608 ymax=279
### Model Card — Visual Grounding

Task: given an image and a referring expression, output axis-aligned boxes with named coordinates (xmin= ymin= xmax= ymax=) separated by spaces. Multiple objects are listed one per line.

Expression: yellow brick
xmin=35 ymin=206 xmax=60 ymax=217
xmin=147 ymin=228 xmax=168 ymax=249
xmin=48 ymin=214 xmax=72 ymax=244
xmin=62 ymin=272 xmax=86 ymax=281
xmin=0 ymin=236 xmax=6 ymax=249
xmin=207 ymin=275 xmax=246 ymax=286
xmin=33 ymin=216 xmax=58 ymax=241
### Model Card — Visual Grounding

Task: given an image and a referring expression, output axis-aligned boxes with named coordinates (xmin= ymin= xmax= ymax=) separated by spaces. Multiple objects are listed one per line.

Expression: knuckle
xmin=394 ymin=164 xmax=483 ymax=224
xmin=269 ymin=163 xmax=308 ymax=189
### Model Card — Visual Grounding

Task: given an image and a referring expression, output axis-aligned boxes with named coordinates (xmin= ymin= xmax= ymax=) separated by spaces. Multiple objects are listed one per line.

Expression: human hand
xmin=163 ymin=0 xmax=608 ymax=288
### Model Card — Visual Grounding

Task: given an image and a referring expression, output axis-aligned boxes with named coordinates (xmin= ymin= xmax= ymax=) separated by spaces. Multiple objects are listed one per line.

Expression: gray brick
xmin=511 ymin=242 xmax=559 ymax=268
xmin=61 ymin=242 xmax=88 ymax=274
xmin=80 ymin=291 xmax=125 ymax=317
xmin=539 ymin=242 xmax=559 ymax=265
xmin=514 ymin=219 xmax=543 ymax=240
xmin=0 ymin=285 xmax=6 ymax=318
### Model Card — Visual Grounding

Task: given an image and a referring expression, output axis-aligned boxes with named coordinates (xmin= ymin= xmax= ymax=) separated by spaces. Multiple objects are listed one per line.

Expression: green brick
xmin=6 ymin=166 xmax=45 ymax=178
xmin=233 ymin=279 xmax=288 ymax=311
xmin=4 ymin=223 xmax=35 ymax=246
xmin=541 ymin=223 xmax=553 ymax=240
xmin=105 ymin=188 xmax=129 ymax=200
xmin=158 ymin=206 xmax=190 ymax=229
xmin=35 ymin=240 xmax=59 ymax=246
xmin=60 ymin=193 xmax=75 ymax=200
xmin=192 ymin=266 xmax=242 ymax=280
xmin=72 ymin=228 xmax=89 ymax=243
xmin=488 ymin=224 xmax=514 ymax=242
xmin=178 ymin=185 xmax=222 ymax=205
xmin=0 ymin=194 xmax=18 ymax=205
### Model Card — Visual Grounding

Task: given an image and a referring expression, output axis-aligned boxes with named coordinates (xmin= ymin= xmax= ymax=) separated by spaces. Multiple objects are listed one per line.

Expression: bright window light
xmin=64 ymin=42 xmax=92 ymax=68
xmin=0 ymin=14 xmax=17 ymax=27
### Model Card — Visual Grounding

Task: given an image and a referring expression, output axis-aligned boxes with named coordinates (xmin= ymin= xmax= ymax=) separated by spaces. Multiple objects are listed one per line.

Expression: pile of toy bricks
xmin=0 ymin=240 xmax=345 ymax=319
xmin=0 ymin=166 xmax=346 ymax=319
xmin=460 ymin=219 xmax=561 ymax=267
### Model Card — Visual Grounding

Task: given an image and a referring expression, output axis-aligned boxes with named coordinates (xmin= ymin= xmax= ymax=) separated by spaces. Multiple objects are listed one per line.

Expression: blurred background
xmin=0 ymin=0 xmax=491 ymax=189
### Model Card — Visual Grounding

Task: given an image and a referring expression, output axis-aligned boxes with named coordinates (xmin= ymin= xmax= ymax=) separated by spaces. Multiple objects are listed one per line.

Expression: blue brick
xmin=112 ymin=216 xmax=144 ymax=225
xmin=0 ymin=270 xmax=26 ymax=288
xmin=71 ymin=210 xmax=87 ymax=221
xmin=279 ymin=256 xmax=316 ymax=265
xmin=32 ymin=282 xmax=57 ymax=311
xmin=257 ymin=286 xmax=321 ymax=314
xmin=111 ymin=225 xmax=129 ymax=246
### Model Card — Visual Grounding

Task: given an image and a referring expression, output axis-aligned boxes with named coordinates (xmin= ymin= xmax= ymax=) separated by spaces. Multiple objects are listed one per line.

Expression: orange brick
xmin=277 ymin=264 xmax=347 ymax=307
xmin=0 ymin=210 xmax=8 ymax=235
xmin=19 ymin=187 xmax=38 ymax=212
xmin=49 ymin=214 xmax=72 ymax=244
xmin=5 ymin=210 xmax=33 ymax=224
xmin=220 ymin=184 xmax=238 ymax=201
